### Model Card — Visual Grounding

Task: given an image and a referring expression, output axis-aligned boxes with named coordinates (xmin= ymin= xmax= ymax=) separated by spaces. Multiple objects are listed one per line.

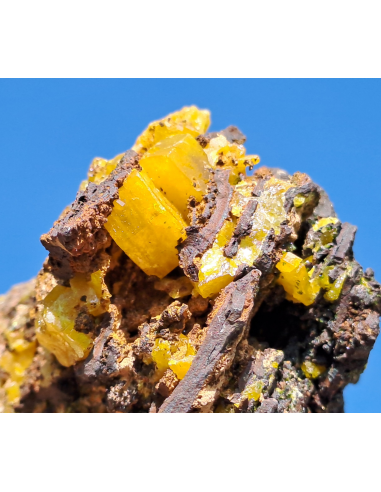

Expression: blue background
xmin=0 ymin=79 xmax=380 ymax=412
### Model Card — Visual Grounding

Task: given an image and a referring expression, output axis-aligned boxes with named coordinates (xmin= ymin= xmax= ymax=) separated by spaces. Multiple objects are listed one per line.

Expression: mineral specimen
xmin=1 ymin=106 xmax=379 ymax=413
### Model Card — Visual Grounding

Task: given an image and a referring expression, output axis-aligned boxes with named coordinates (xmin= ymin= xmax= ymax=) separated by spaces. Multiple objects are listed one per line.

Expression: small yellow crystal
xmin=230 ymin=179 xmax=255 ymax=217
xmin=105 ymin=169 xmax=187 ymax=278
xmin=301 ymin=361 xmax=326 ymax=379
xmin=196 ymin=220 xmax=238 ymax=298
xmin=204 ymin=134 xmax=260 ymax=185
xmin=312 ymin=217 xmax=338 ymax=232
xmin=36 ymin=271 xmax=110 ymax=367
xmin=0 ymin=340 xmax=36 ymax=404
xmin=324 ymin=270 xmax=347 ymax=302
xmin=152 ymin=334 xmax=196 ymax=380
xmin=139 ymin=134 xmax=210 ymax=220
xmin=276 ymin=252 xmax=320 ymax=306
xmin=154 ymin=276 xmax=194 ymax=299
xmin=243 ymin=380 xmax=263 ymax=401
xmin=133 ymin=106 xmax=211 ymax=154
xmin=151 ymin=339 xmax=172 ymax=372
xmin=87 ymin=153 xmax=124 ymax=185
xmin=293 ymin=195 xmax=306 ymax=208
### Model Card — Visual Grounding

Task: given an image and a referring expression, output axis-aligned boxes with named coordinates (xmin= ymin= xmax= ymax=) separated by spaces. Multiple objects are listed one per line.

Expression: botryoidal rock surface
xmin=1 ymin=106 xmax=379 ymax=413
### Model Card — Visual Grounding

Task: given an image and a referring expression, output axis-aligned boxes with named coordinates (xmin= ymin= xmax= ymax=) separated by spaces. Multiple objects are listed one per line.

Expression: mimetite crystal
xmin=105 ymin=169 xmax=187 ymax=278
xmin=204 ymin=134 xmax=260 ymax=185
xmin=276 ymin=252 xmax=320 ymax=306
xmin=139 ymin=134 xmax=210 ymax=220
xmin=87 ymin=153 xmax=124 ymax=185
xmin=36 ymin=271 xmax=110 ymax=367
xmin=301 ymin=360 xmax=326 ymax=379
xmin=151 ymin=334 xmax=196 ymax=380
xmin=133 ymin=106 xmax=211 ymax=154
xmin=276 ymin=252 xmax=348 ymax=306
xmin=195 ymin=177 xmax=292 ymax=298
xmin=0 ymin=339 xmax=36 ymax=406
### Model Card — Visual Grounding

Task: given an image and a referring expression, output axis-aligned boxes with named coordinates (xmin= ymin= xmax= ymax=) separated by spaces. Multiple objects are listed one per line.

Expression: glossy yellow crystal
xmin=312 ymin=217 xmax=338 ymax=232
xmin=277 ymin=252 xmax=320 ymax=306
xmin=151 ymin=334 xmax=196 ymax=380
xmin=105 ymin=169 xmax=187 ymax=278
xmin=204 ymin=134 xmax=260 ymax=185
xmin=324 ymin=270 xmax=347 ymax=302
xmin=139 ymin=134 xmax=210 ymax=220
xmin=277 ymin=251 xmax=349 ymax=306
xmin=242 ymin=380 xmax=263 ymax=401
xmin=196 ymin=220 xmax=238 ymax=298
xmin=87 ymin=153 xmax=124 ymax=185
xmin=196 ymin=177 xmax=292 ymax=298
xmin=301 ymin=361 xmax=326 ymax=379
xmin=133 ymin=106 xmax=211 ymax=154
xmin=36 ymin=271 xmax=110 ymax=367
xmin=154 ymin=276 xmax=194 ymax=299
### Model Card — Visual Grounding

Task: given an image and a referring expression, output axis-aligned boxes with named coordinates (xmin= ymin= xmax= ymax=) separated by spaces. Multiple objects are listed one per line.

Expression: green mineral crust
xmin=0 ymin=107 xmax=379 ymax=413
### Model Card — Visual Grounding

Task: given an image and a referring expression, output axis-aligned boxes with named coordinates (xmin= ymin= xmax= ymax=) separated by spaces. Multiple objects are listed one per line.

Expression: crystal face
xmin=139 ymin=134 xmax=210 ymax=220
xmin=105 ymin=169 xmax=187 ymax=279
xmin=36 ymin=271 xmax=110 ymax=367
xmin=133 ymin=106 xmax=211 ymax=154
xmin=151 ymin=334 xmax=196 ymax=380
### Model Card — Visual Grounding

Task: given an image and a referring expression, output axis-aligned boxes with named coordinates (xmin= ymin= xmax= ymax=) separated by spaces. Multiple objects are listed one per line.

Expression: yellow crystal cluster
xmin=277 ymin=252 xmax=321 ymax=306
xmin=0 ymin=337 xmax=36 ymax=408
xmin=36 ymin=271 xmax=110 ymax=367
xmin=242 ymin=380 xmax=263 ymax=402
xmin=76 ymin=107 xmax=260 ymax=282
xmin=151 ymin=334 xmax=196 ymax=380
xmin=204 ymin=134 xmax=260 ymax=185
xmin=311 ymin=216 xmax=339 ymax=252
xmin=276 ymin=251 xmax=348 ymax=306
xmin=132 ymin=106 xmax=211 ymax=154
xmin=104 ymin=107 xmax=214 ymax=278
xmin=195 ymin=177 xmax=292 ymax=298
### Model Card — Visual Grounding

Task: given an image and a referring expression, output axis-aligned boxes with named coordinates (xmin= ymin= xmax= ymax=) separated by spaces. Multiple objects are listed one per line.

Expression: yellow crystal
xmin=154 ymin=276 xmax=194 ymax=299
xmin=277 ymin=251 xmax=349 ymax=306
xmin=0 ymin=340 xmax=36 ymax=404
xmin=36 ymin=271 xmax=110 ymax=367
xmin=196 ymin=177 xmax=292 ymax=298
xmin=133 ymin=106 xmax=211 ymax=154
xmin=243 ymin=380 xmax=263 ymax=401
xmin=87 ymin=153 xmax=124 ymax=185
xmin=151 ymin=334 xmax=196 ymax=380
xmin=196 ymin=220 xmax=238 ymax=298
xmin=204 ymin=134 xmax=260 ymax=185
xmin=301 ymin=361 xmax=326 ymax=379
xmin=139 ymin=134 xmax=210 ymax=220
xmin=293 ymin=195 xmax=306 ymax=208
xmin=230 ymin=179 xmax=255 ymax=217
xmin=151 ymin=339 xmax=172 ymax=372
xmin=312 ymin=217 xmax=338 ymax=232
xmin=324 ymin=270 xmax=347 ymax=302
xmin=276 ymin=252 xmax=321 ymax=306
xmin=105 ymin=169 xmax=187 ymax=278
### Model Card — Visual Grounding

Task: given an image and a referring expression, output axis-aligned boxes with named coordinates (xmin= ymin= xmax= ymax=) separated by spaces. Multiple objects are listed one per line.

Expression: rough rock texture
xmin=1 ymin=122 xmax=379 ymax=413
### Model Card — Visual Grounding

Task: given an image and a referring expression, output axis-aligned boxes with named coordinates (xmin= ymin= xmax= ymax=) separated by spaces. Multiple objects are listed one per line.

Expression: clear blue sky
xmin=0 ymin=79 xmax=380 ymax=412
